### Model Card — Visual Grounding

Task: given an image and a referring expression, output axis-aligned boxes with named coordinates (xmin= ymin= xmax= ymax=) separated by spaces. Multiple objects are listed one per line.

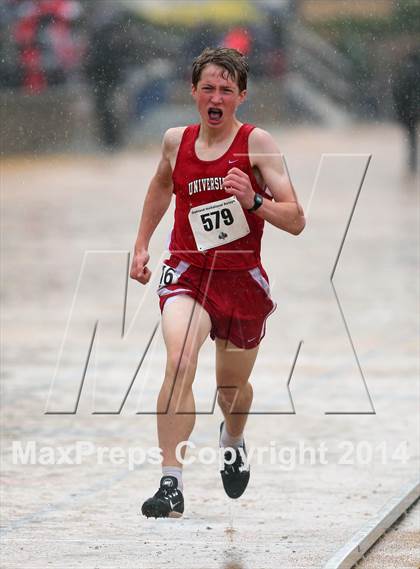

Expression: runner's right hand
xmin=130 ymin=250 xmax=151 ymax=284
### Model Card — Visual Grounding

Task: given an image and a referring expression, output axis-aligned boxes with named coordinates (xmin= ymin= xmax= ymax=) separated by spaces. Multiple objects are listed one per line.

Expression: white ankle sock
xmin=162 ymin=466 xmax=183 ymax=492
xmin=220 ymin=423 xmax=244 ymax=449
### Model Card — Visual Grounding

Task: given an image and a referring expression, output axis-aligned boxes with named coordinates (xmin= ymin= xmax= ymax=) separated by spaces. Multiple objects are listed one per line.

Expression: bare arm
xmin=130 ymin=129 xmax=180 ymax=284
xmin=223 ymin=128 xmax=305 ymax=235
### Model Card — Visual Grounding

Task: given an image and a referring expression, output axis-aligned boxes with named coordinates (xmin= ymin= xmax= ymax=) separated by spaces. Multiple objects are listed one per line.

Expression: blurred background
xmin=1 ymin=0 xmax=419 ymax=172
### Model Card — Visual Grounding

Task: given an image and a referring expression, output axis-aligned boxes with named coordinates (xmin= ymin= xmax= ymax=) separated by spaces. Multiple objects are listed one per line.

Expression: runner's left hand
xmin=223 ymin=167 xmax=255 ymax=210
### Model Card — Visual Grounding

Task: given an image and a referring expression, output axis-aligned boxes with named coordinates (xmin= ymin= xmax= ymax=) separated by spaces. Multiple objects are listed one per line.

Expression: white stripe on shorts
xmin=174 ymin=260 xmax=190 ymax=280
xmin=258 ymin=301 xmax=277 ymax=342
xmin=158 ymin=287 xmax=192 ymax=297
xmin=163 ymin=293 xmax=193 ymax=308
xmin=248 ymin=267 xmax=271 ymax=298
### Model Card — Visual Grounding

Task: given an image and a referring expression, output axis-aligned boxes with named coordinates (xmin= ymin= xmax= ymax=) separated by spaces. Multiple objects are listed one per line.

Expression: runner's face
xmin=191 ymin=64 xmax=246 ymax=128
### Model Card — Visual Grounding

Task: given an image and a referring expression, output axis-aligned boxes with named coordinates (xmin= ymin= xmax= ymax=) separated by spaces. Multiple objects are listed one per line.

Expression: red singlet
xmin=169 ymin=123 xmax=271 ymax=270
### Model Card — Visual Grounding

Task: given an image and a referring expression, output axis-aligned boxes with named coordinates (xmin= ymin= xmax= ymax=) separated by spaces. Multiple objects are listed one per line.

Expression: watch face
xmin=248 ymin=194 xmax=263 ymax=212
xmin=255 ymin=194 xmax=263 ymax=209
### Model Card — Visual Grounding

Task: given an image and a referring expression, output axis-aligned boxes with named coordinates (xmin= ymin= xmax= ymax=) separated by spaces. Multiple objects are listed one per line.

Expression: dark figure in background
xmin=85 ymin=11 xmax=131 ymax=148
xmin=393 ymin=51 xmax=420 ymax=174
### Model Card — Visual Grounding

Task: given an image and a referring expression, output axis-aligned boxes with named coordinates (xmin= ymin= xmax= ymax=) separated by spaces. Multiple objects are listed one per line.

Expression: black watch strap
xmin=247 ymin=193 xmax=263 ymax=212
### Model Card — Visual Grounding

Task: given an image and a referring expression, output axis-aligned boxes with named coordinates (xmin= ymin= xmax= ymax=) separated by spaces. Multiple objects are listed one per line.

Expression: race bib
xmin=188 ymin=197 xmax=250 ymax=252
xmin=157 ymin=260 xmax=190 ymax=290
xmin=158 ymin=264 xmax=179 ymax=288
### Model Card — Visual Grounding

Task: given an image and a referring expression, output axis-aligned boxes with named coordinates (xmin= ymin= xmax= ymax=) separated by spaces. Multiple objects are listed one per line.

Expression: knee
xmin=158 ymin=352 xmax=197 ymax=412
xmin=217 ymin=382 xmax=252 ymax=407
xmin=217 ymin=387 xmax=236 ymax=408
xmin=164 ymin=351 xmax=197 ymax=388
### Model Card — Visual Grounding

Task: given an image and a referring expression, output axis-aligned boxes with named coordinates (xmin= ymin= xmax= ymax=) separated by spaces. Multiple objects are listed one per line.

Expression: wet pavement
xmin=1 ymin=123 xmax=419 ymax=568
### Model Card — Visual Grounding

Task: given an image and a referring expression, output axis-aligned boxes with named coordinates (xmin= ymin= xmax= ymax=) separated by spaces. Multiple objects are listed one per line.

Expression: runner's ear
xmin=237 ymin=90 xmax=247 ymax=107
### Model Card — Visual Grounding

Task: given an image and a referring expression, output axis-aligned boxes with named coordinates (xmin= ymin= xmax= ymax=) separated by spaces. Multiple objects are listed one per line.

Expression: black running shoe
xmin=141 ymin=476 xmax=184 ymax=519
xmin=219 ymin=422 xmax=250 ymax=499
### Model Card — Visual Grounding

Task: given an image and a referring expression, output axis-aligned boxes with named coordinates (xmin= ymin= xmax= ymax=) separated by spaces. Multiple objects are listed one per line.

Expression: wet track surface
xmin=1 ymin=124 xmax=419 ymax=568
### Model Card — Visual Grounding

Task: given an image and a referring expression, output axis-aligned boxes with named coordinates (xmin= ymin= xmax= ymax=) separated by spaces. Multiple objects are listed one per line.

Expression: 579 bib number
xmin=200 ymin=208 xmax=234 ymax=231
xmin=188 ymin=196 xmax=250 ymax=251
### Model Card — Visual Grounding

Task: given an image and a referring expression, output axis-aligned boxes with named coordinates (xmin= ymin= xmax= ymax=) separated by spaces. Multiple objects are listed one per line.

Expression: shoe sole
xmin=142 ymin=504 xmax=183 ymax=519
xmin=221 ymin=469 xmax=250 ymax=499
xmin=168 ymin=511 xmax=183 ymax=518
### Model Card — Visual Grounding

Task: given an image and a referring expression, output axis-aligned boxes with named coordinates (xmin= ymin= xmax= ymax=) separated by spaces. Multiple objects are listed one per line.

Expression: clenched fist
xmin=130 ymin=249 xmax=152 ymax=284
xmin=222 ymin=167 xmax=255 ymax=210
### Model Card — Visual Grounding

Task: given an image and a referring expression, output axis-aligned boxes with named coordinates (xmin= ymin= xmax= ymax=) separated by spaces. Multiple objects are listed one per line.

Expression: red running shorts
xmin=157 ymin=255 xmax=276 ymax=349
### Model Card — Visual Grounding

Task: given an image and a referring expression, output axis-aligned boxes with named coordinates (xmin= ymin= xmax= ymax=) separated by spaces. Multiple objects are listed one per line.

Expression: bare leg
xmin=158 ymin=296 xmax=211 ymax=467
xmin=215 ymin=339 xmax=259 ymax=438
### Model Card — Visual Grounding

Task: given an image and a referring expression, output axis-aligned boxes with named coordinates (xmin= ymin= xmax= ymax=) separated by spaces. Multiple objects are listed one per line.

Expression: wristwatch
xmin=247 ymin=193 xmax=263 ymax=212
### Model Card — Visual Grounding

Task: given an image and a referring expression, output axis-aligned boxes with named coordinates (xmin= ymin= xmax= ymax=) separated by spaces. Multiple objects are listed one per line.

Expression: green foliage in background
xmin=309 ymin=0 xmax=420 ymax=37
xmin=308 ymin=1 xmax=419 ymax=80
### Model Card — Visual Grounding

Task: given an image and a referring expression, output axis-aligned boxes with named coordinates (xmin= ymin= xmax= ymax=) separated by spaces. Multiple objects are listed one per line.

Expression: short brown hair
xmin=192 ymin=47 xmax=249 ymax=92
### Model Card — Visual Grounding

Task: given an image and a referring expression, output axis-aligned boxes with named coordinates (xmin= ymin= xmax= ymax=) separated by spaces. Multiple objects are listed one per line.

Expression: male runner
xmin=130 ymin=48 xmax=305 ymax=518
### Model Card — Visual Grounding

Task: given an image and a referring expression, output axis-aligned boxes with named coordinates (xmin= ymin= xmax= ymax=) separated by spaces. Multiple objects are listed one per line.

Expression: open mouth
xmin=208 ymin=108 xmax=223 ymax=122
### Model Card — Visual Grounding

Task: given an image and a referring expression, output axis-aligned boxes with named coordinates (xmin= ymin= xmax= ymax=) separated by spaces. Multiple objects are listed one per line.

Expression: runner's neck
xmin=198 ymin=120 xmax=243 ymax=148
